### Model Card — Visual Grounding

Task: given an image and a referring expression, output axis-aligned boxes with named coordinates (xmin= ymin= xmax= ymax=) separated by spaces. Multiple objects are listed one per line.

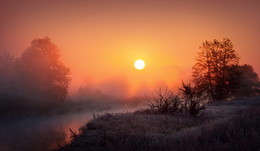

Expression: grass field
xmin=56 ymin=97 xmax=260 ymax=151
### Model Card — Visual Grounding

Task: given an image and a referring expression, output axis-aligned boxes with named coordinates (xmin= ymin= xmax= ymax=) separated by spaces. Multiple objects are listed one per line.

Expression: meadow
xmin=57 ymin=97 xmax=260 ymax=151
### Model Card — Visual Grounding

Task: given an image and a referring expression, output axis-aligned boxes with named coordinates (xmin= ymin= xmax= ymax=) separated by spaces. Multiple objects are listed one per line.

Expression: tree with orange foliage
xmin=192 ymin=38 xmax=239 ymax=101
xmin=17 ymin=37 xmax=70 ymax=102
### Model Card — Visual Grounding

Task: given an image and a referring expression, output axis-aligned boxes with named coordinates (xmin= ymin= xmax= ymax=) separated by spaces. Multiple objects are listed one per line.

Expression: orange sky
xmin=1 ymin=0 xmax=260 ymax=97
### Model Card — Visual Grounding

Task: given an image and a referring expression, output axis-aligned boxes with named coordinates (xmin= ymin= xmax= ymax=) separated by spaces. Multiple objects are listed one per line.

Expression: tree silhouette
xmin=228 ymin=64 xmax=260 ymax=97
xmin=17 ymin=37 xmax=70 ymax=102
xmin=192 ymin=38 xmax=239 ymax=101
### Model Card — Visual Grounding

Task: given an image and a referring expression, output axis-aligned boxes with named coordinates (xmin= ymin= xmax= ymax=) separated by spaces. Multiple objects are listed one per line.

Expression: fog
xmin=0 ymin=81 xmax=144 ymax=151
xmin=0 ymin=104 xmax=141 ymax=151
xmin=0 ymin=48 xmax=145 ymax=151
xmin=1 ymin=0 xmax=260 ymax=150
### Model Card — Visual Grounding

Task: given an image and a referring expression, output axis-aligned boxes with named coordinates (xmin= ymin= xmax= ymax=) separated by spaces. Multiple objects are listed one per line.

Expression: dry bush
xmin=145 ymin=88 xmax=182 ymax=115
xmin=144 ymin=85 xmax=206 ymax=117
xmin=179 ymin=82 xmax=206 ymax=116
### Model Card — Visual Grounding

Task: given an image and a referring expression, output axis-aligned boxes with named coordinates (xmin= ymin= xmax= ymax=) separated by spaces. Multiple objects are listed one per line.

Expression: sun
xmin=134 ymin=59 xmax=145 ymax=70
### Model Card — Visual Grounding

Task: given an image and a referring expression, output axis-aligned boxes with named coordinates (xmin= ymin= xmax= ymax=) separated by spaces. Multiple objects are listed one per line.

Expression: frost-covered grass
xmin=56 ymin=97 xmax=260 ymax=151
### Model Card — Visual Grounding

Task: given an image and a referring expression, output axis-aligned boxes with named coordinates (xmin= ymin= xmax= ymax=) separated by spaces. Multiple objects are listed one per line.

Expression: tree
xmin=17 ymin=37 xmax=70 ymax=102
xmin=0 ymin=51 xmax=16 ymax=96
xmin=192 ymin=38 xmax=239 ymax=101
xmin=228 ymin=64 xmax=260 ymax=97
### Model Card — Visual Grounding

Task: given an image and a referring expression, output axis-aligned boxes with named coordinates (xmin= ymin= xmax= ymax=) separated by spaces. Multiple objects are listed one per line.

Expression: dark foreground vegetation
xmin=56 ymin=97 xmax=260 ymax=151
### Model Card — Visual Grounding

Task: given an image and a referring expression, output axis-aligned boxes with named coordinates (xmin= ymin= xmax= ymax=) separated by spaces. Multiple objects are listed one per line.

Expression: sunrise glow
xmin=134 ymin=59 xmax=145 ymax=70
xmin=1 ymin=1 xmax=260 ymax=150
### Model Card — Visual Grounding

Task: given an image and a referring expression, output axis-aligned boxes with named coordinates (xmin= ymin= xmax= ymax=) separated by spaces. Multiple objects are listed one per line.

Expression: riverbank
xmin=56 ymin=97 xmax=260 ymax=151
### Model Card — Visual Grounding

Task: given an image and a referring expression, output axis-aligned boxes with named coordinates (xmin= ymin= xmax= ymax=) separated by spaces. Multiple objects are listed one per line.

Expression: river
xmin=0 ymin=106 xmax=140 ymax=151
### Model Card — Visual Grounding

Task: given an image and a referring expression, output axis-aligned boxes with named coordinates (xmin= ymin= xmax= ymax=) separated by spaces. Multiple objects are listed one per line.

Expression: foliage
xmin=16 ymin=37 xmax=71 ymax=102
xmin=0 ymin=37 xmax=70 ymax=105
xmin=0 ymin=51 xmax=16 ymax=96
xmin=228 ymin=64 xmax=260 ymax=97
xmin=192 ymin=38 xmax=240 ymax=101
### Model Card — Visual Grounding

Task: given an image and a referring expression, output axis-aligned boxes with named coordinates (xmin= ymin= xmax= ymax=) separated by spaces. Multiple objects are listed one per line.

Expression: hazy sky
xmin=1 ymin=0 xmax=260 ymax=96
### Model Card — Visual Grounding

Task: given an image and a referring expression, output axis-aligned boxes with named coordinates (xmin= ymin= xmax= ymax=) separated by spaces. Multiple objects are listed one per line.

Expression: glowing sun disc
xmin=134 ymin=59 xmax=145 ymax=70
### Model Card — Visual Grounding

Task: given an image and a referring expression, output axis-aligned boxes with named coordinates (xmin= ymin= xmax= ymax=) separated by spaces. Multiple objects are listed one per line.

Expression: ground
xmin=56 ymin=97 xmax=260 ymax=151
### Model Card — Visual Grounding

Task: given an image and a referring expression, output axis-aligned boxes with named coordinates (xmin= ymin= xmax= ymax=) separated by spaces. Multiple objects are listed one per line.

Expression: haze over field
xmin=1 ymin=1 xmax=260 ymax=151
xmin=1 ymin=0 xmax=260 ymax=96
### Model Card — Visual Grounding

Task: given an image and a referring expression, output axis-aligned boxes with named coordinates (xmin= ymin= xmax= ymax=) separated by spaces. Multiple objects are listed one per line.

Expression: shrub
xmin=145 ymin=88 xmax=182 ymax=115
xmin=179 ymin=82 xmax=206 ymax=116
xmin=145 ymin=84 xmax=206 ymax=117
